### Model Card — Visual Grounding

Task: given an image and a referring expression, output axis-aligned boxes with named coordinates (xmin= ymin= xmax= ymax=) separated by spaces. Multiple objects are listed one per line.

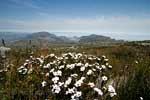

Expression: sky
xmin=0 ymin=0 xmax=150 ymax=40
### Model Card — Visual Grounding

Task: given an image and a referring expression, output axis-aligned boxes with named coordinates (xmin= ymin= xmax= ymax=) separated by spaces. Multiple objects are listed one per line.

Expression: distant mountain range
xmin=0 ymin=32 xmax=28 ymax=42
xmin=0 ymin=31 xmax=124 ymax=46
xmin=79 ymin=34 xmax=124 ymax=43
xmin=25 ymin=32 xmax=73 ymax=43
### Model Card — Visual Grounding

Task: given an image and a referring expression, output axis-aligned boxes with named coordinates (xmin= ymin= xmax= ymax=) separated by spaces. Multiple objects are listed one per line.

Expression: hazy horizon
xmin=0 ymin=31 xmax=150 ymax=41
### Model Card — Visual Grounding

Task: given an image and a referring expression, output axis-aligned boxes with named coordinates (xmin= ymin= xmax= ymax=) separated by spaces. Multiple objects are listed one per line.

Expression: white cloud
xmin=0 ymin=16 xmax=150 ymax=40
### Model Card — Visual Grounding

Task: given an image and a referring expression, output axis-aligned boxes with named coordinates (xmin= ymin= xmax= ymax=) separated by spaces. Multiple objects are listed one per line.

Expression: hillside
xmin=25 ymin=32 xmax=67 ymax=43
xmin=0 ymin=32 xmax=125 ymax=47
xmin=79 ymin=34 xmax=124 ymax=44
xmin=0 ymin=32 xmax=28 ymax=42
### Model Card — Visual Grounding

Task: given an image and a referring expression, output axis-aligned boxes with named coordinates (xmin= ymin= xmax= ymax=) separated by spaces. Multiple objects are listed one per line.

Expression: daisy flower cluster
xmin=17 ymin=52 xmax=116 ymax=100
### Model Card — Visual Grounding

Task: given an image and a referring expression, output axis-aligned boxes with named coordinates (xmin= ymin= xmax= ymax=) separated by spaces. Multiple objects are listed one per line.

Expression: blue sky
xmin=0 ymin=0 xmax=150 ymax=40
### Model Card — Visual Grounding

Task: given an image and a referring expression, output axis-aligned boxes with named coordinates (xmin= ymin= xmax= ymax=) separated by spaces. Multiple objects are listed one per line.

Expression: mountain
xmin=0 ymin=32 xmax=28 ymax=42
xmin=58 ymin=36 xmax=73 ymax=43
xmin=79 ymin=34 xmax=124 ymax=44
xmin=70 ymin=36 xmax=80 ymax=42
xmin=26 ymin=32 xmax=60 ymax=42
xmin=0 ymin=32 xmax=125 ymax=47
xmin=26 ymin=31 xmax=74 ymax=43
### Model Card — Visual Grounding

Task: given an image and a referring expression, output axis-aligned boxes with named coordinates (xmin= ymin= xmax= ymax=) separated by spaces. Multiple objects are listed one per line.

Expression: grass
xmin=0 ymin=45 xmax=150 ymax=100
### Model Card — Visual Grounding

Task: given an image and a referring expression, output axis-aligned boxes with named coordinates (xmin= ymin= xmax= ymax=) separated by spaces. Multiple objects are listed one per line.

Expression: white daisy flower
xmin=52 ymin=77 xmax=59 ymax=84
xmin=64 ymin=77 xmax=72 ymax=87
xmin=76 ymin=63 xmax=82 ymax=67
xmin=87 ymin=70 xmax=93 ymax=75
xmin=41 ymin=81 xmax=47 ymax=87
xmin=80 ymin=66 xmax=85 ymax=71
xmin=101 ymin=65 xmax=106 ymax=69
xmin=88 ymin=82 xmax=95 ymax=88
xmin=102 ymin=76 xmax=108 ymax=81
xmin=52 ymin=84 xmax=61 ymax=94
xmin=94 ymin=88 xmax=103 ymax=96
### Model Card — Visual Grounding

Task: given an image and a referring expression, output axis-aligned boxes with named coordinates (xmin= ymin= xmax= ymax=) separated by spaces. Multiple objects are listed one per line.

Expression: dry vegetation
xmin=0 ymin=45 xmax=150 ymax=100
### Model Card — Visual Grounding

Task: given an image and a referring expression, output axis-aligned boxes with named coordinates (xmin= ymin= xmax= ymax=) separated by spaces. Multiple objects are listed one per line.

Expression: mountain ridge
xmin=0 ymin=31 xmax=124 ymax=46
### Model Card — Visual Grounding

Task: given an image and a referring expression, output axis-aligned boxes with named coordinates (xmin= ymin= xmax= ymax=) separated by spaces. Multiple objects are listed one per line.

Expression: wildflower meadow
xmin=0 ymin=45 xmax=150 ymax=100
